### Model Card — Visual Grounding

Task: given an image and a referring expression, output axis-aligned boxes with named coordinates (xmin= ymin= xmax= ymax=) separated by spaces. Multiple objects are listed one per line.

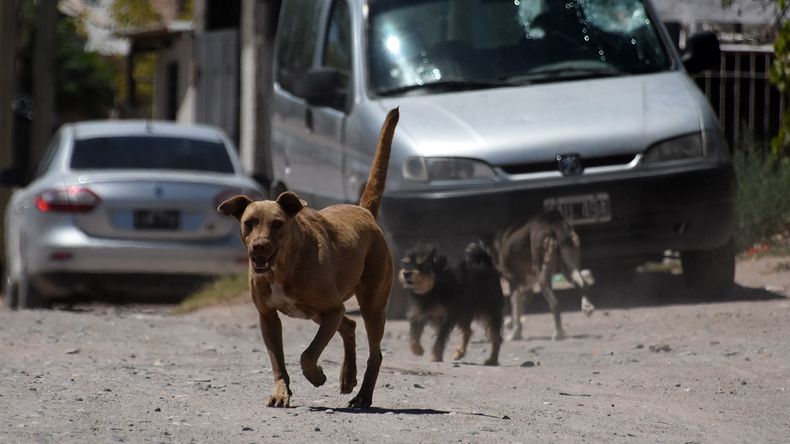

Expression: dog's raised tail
xmin=359 ymin=107 xmax=399 ymax=218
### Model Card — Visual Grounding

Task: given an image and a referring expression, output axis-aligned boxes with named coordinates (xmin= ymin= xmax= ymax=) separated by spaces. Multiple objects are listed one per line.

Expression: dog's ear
xmin=217 ymin=195 xmax=252 ymax=221
xmin=428 ymin=246 xmax=437 ymax=261
xmin=276 ymin=191 xmax=307 ymax=217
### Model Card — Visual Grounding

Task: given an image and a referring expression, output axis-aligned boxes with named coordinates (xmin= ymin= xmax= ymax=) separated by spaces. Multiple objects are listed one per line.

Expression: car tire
xmin=681 ymin=238 xmax=735 ymax=298
xmin=17 ymin=273 xmax=48 ymax=309
xmin=3 ymin=275 xmax=18 ymax=310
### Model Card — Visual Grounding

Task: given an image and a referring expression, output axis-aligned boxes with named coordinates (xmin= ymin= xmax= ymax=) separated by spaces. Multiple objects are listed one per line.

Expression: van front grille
xmin=499 ymin=154 xmax=636 ymax=175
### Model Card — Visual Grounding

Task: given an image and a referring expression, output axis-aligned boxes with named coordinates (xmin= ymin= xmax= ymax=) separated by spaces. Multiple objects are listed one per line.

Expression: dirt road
xmin=1 ymin=257 xmax=789 ymax=443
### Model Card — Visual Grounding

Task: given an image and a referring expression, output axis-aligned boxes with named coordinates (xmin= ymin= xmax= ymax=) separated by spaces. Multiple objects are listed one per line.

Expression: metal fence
xmin=694 ymin=45 xmax=785 ymax=155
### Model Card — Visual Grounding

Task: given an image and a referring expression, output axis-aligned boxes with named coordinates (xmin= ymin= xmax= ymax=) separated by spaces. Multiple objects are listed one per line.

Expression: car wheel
xmin=3 ymin=275 xmax=18 ymax=310
xmin=681 ymin=238 xmax=735 ymax=298
xmin=17 ymin=273 xmax=48 ymax=309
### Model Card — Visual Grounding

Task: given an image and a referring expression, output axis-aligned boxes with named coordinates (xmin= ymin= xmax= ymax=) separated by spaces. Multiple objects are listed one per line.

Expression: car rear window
xmin=70 ymin=136 xmax=235 ymax=173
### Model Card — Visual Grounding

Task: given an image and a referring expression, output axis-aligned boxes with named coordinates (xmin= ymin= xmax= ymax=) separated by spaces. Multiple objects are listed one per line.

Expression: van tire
xmin=681 ymin=239 xmax=735 ymax=298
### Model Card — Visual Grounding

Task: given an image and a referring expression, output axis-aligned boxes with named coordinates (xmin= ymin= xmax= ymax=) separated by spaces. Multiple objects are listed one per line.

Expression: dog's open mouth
xmin=251 ymin=249 xmax=278 ymax=274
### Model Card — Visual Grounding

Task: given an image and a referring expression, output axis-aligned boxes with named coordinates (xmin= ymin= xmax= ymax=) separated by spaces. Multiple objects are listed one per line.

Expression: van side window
xmin=323 ymin=0 xmax=352 ymax=95
xmin=275 ymin=0 xmax=323 ymax=97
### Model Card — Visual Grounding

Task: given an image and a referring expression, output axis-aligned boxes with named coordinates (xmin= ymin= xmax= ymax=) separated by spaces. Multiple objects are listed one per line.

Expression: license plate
xmin=134 ymin=210 xmax=180 ymax=230
xmin=543 ymin=193 xmax=611 ymax=225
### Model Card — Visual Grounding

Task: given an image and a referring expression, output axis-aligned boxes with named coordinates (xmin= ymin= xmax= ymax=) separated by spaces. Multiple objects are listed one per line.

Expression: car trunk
xmin=67 ymin=172 xmax=246 ymax=242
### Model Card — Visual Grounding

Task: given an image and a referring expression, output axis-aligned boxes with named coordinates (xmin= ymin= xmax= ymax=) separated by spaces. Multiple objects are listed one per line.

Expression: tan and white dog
xmin=495 ymin=209 xmax=594 ymax=341
xmin=217 ymin=108 xmax=399 ymax=409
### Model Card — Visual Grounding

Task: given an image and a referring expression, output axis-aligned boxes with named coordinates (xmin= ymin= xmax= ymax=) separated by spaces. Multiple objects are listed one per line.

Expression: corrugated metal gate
xmin=195 ymin=30 xmax=240 ymax=143
xmin=694 ymin=45 xmax=785 ymax=154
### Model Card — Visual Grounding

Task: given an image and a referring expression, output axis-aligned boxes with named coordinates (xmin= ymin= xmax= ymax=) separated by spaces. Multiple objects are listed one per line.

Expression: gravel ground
xmin=1 ymin=257 xmax=789 ymax=443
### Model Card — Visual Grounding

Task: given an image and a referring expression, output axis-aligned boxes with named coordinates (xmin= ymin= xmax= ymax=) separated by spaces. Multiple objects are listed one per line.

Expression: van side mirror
xmin=683 ymin=32 xmax=720 ymax=74
xmin=303 ymin=68 xmax=348 ymax=110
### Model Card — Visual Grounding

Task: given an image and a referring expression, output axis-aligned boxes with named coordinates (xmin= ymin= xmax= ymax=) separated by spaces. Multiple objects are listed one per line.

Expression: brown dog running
xmin=217 ymin=108 xmax=399 ymax=409
xmin=495 ymin=209 xmax=594 ymax=341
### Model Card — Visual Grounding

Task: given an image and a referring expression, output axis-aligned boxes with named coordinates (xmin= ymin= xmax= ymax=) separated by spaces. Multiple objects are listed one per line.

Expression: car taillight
xmin=36 ymin=187 xmax=100 ymax=213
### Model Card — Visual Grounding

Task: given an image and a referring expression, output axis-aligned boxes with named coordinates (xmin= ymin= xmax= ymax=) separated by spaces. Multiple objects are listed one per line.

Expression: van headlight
xmin=642 ymin=133 xmax=703 ymax=163
xmin=402 ymin=157 xmax=496 ymax=182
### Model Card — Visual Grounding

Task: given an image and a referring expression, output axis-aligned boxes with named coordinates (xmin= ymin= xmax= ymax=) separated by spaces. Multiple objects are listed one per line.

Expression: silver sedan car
xmin=2 ymin=120 xmax=264 ymax=309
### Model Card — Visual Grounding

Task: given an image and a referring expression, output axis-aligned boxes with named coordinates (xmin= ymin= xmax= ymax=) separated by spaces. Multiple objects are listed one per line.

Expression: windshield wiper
xmin=377 ymin=79 xmax=508 ymax=96
xmin=502 ymin=66 xmax=624 ymax=85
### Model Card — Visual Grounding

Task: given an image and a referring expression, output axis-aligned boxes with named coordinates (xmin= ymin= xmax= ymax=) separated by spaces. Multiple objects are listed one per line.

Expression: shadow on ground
xmin=308 ymin=406 xmax=450 ymax=415
xmin=307 ymin=406 xmax=504 ymax=418
xmin=524 ymin=271 xmax=786 ymax=315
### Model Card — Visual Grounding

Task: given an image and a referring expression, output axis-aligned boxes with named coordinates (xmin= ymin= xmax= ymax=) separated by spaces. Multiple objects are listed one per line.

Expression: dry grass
xmin=173 ymin=274 xmax=248 ymax=314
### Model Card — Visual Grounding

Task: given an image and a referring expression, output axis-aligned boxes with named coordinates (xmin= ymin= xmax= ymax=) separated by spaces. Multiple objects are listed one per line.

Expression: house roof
xmin=652 ymin=0 xmax=780 ymax=26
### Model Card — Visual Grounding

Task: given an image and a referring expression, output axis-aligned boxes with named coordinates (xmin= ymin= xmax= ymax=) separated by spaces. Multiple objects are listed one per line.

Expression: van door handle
xmin=305 ymin=108 xmax=314 ymax=132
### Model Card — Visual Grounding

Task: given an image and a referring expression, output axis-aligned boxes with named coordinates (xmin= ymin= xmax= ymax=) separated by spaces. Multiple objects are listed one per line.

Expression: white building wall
xmin=153 ymin=33 xmax=195 ymax=124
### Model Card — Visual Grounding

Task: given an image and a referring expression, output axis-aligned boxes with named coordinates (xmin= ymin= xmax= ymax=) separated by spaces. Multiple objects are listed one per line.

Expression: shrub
xmin=734 ymin=151 xmax=790 ymax=250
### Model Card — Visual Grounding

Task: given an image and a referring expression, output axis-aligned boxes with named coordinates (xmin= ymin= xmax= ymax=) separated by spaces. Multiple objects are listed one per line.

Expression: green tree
xmin=770 ymin=0 xmax=790 ymax=156
xmin=57 ymin=15 xmax=116 ymax=120
xmin=110 ymin=0 xmax=162 ymax=30
xmin=15 ymin=1 xmax=116 ymax=121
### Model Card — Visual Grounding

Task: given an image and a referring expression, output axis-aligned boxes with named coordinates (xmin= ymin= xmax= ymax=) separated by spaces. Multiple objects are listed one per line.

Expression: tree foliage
xmin=15 ymin=0 xmax=116 ymax=122
xmin=110 ymin=0 xmax=162 ymax=30
xmin=56 ymin=15 xmax=116 ymax=120
xmin=770 ymin=0 xmax=790 ymax=156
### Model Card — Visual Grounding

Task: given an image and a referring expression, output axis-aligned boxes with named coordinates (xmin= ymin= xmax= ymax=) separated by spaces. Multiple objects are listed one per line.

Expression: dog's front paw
xmin=302 ymin=364 xmax=327 ymax=387
xmin=452 ymin=348 xmax=466 ymax=361
xmin=301 ymin=355 xmax=327 ymax=387
xmin=552 ymin=329 xmax=566 ymax=341
xmin=507 ymin=329 xmax=523 ymax=341
xmin=581 ymin=299 xmax=595 ymax=317
xmin=410 ymin=341 xmax=424 ymax=356
xmin=483 ymin=358 xmax=499 ymax=366
xmin=267 ymin=381 xmax=291 ymax=408
xmin=347 ymin=392 xmax=372 ymax=409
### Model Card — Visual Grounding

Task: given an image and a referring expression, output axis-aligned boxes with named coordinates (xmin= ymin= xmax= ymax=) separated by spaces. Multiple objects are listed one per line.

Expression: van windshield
xmin=367 ymin=0 xmax=672 ymax=96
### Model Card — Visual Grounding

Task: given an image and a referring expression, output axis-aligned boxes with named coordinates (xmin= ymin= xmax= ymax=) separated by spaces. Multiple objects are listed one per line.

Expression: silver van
xmin=270 ymin=0 xmax=735 ymax=316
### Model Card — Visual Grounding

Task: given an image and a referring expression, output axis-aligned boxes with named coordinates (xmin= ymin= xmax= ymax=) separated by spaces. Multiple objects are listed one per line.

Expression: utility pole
xmin=31 ymin=0 xmax=57 ymax=169
xmin=239 ymin=0 xmax=260 ymax=178
xmin=0 ymin=0 xmax=18 ymax=265
xmin=0 ymin=0 xmax=16 ymax=170
xmin=239 ymin=0 xmax=279 ymax=191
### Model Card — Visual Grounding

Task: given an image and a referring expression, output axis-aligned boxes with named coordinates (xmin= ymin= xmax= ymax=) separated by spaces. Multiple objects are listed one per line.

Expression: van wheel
xmin=681 ymin=239 xmax=735 ymax=298
xmin=17 ymin=274 xmax=47 ymax=309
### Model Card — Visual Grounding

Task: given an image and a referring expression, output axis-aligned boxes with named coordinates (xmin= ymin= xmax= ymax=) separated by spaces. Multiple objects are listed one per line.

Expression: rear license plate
xmin=134 ymin=210 xmax=180 ymax=230
xmin=543 ymin=193 xmax=611 ymax=225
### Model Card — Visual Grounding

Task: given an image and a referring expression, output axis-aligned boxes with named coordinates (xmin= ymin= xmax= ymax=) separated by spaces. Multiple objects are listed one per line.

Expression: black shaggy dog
xmin=398 ymin=242 xmax=504 ymax=366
